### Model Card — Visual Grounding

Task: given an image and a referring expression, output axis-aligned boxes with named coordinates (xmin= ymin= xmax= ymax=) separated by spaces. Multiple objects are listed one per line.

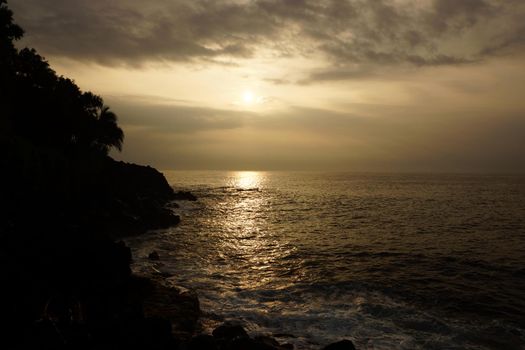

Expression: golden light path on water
xmin=219 ymin=171 xmax=298 ymax=290
xmin=125 ymin=171 xmax=525 ymax=348
xmin=232 ymin=171 xmax=262 ymax=190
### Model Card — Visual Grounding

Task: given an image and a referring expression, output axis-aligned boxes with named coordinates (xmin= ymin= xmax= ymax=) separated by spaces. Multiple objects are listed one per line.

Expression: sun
xmin=243 ymin=90 xmax=255 ymax=104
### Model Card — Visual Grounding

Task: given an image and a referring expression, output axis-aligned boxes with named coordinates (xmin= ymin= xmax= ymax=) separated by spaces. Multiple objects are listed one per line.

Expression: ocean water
xmin=126 ymin=171 xmax=525 ymax=349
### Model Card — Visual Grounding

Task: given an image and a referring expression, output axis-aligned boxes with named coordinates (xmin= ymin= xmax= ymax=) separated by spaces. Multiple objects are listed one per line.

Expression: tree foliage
xmin=0 ymin=0 xmax=124 ymax=156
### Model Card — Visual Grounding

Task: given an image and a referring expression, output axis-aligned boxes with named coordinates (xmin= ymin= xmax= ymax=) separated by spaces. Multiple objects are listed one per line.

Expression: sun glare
xmin=243 ymin=90 xmax=255 ymax=104
xmin=233 ymin=171 xmax=262 ymax=190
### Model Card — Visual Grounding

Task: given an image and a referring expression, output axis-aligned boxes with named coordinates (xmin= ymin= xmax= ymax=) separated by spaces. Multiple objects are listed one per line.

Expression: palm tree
xmin=92 ymin=106 xmax=124 ymax=155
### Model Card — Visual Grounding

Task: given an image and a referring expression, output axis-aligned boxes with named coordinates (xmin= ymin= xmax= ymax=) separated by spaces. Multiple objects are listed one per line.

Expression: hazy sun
xmin=243 ymin=90 xmax=255 ymax=104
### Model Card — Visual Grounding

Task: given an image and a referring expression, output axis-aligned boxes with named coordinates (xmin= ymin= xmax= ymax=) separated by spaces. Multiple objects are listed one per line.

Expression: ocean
xmin=126 ymin=171 xmax=525 ymax=349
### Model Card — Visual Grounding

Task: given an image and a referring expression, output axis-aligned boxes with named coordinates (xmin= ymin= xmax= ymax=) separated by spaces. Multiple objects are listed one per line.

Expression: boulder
xmin=229 ymin=337 xmax=280 ymax=350
xmin=254 ymin=335 xmax=281 ymax=348
xmin=188 ymin=334 xmax=218 ymax=350
xmin=142 ymin=277 xmax=200 ymax=339
xmin=322 ymin=339 xmax=357 ymax=350
xmin=212 ymin=323 xmax=248 ymax=340
xmin=173 ymin=190 xmax=197 ymax=201
xmin=148 ymin=251 xmax=160 ymax=261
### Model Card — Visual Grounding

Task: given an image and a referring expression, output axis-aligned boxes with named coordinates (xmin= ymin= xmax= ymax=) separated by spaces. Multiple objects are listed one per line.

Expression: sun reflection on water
xmin=231 ymin=171 xmax=262 ymax=190
xmin=217 ymin=171 xmax=297 ymax=289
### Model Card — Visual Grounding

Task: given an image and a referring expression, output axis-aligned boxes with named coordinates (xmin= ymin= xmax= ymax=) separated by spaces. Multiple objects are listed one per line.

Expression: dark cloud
xmin=298 ymin=66 xmax=377 ymax=84
xmin=9 ymin=0 xmax=525 ymax=76
xmin=10 ymin=0 xmax=277 ymax=65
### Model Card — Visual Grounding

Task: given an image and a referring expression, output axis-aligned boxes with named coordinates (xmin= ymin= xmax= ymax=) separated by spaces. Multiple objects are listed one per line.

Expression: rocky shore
xmin=1 ymin=176 xmax=356 ymax=349
xmin=0 ymin=156 xmax=357 ymax=349
xmin=135 ymin=249 xmax=359 ymax=350
xmin=0 ymin=156 xmax=181 ymax=349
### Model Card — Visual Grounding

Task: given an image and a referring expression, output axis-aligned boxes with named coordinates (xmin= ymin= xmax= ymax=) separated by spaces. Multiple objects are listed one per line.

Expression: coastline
xmin=126 ymin=171 xmax=525 ymax=350
xmin=115 ymin=188 xmax=357 ymax=350
xmin=1 ymin=163 xmax=354 ymax=349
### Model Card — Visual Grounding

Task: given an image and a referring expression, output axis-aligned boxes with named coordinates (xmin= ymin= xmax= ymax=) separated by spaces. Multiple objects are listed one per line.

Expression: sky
xmin=9 ymin=0 xmax=525 ymax=172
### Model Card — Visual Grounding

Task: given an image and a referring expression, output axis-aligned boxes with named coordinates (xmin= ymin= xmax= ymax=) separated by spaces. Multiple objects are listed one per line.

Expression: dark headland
xmin=0 ymin=2 xmax=353 ymax=349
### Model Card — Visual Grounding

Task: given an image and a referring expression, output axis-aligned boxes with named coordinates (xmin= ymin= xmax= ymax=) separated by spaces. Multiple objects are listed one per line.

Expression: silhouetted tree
xmin=0 ymin=0 xmax=22 ymax=63
xmin=94 ymin=105 xmax=124 ymax=154
xmin=0 ymin=0 xmax=23 ymax=136
xmin=1 ymin=7 xmax=180 ymax=350
xmin=1 ymin=0 xmax=124 ymax=156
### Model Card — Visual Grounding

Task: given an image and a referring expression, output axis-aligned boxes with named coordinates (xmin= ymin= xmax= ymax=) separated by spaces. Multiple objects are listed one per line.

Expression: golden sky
xmin=10 ymin=0 xmax=525 ymax=171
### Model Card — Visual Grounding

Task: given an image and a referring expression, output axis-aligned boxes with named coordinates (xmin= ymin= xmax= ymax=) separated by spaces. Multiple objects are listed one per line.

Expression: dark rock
xmin=142 ymin=277 xmax=200 ymax=339
xmin=273 ymin=333 xmax=297 ymax=339
xmin=23 ymin=320 xmax=64 ymax=349
xmin=173 ymin=190 xmax=197 ymax=201
xmin=143 ymin=317 xmax=175 ymax=348
xmin=188 ymin=334 xmax=218 ymax=350
xmin=108 ymin=161 xmax=174 ymax=200
xmin=85 ymin=159 xmax=181 ymax=238
xmin=254 ymin=335 xmax=281 ymax=348
xmin=322 ymin=339 xmax=357 ymax=350
xmin=150 ymin=266 xmax=173 ymax=278
xmin=167 ymin=201 xmax=180 ymax=209
xmin=212 ymin=323 xmax=249 ymax=340
xmin=281 ymin=343 xmax=294 ymax=349
xmin=43 ymin=294 xmax=82 ymax=324
xmin=229 ymin=337 xmax=280 ymax=350
xmin=148 ymin=251 xmax=160 ymax=261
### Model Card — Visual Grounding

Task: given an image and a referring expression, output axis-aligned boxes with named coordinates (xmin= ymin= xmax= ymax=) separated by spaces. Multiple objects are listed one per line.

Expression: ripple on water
xmin=127 ymin=172 xmax=525 ymax=349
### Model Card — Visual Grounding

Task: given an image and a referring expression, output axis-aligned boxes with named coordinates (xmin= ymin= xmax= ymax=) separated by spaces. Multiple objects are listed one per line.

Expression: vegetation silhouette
xmin=0 ymin=0 xmax=179 ymax=233
xmin=1 ymin=25 xmax=123 ymax=156
xmin=0 ymin=2 xmax=192 ymax=349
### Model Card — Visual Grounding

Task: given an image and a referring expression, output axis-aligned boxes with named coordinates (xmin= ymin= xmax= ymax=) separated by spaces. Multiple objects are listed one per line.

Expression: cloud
xmin=10 ymin=0 xmax=277 ymax=65
xmin=107 ymin=96 xmax=251 ymax=134
xmin=9 ymin=0 xmax=525 ymax=73
xmin=105 ymin=95 xmax=525 ymax=172
xmin=263 ymin=77 xmax=293 ymax=85
xmin=298 ymin=65 xmax=378 ymax=84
